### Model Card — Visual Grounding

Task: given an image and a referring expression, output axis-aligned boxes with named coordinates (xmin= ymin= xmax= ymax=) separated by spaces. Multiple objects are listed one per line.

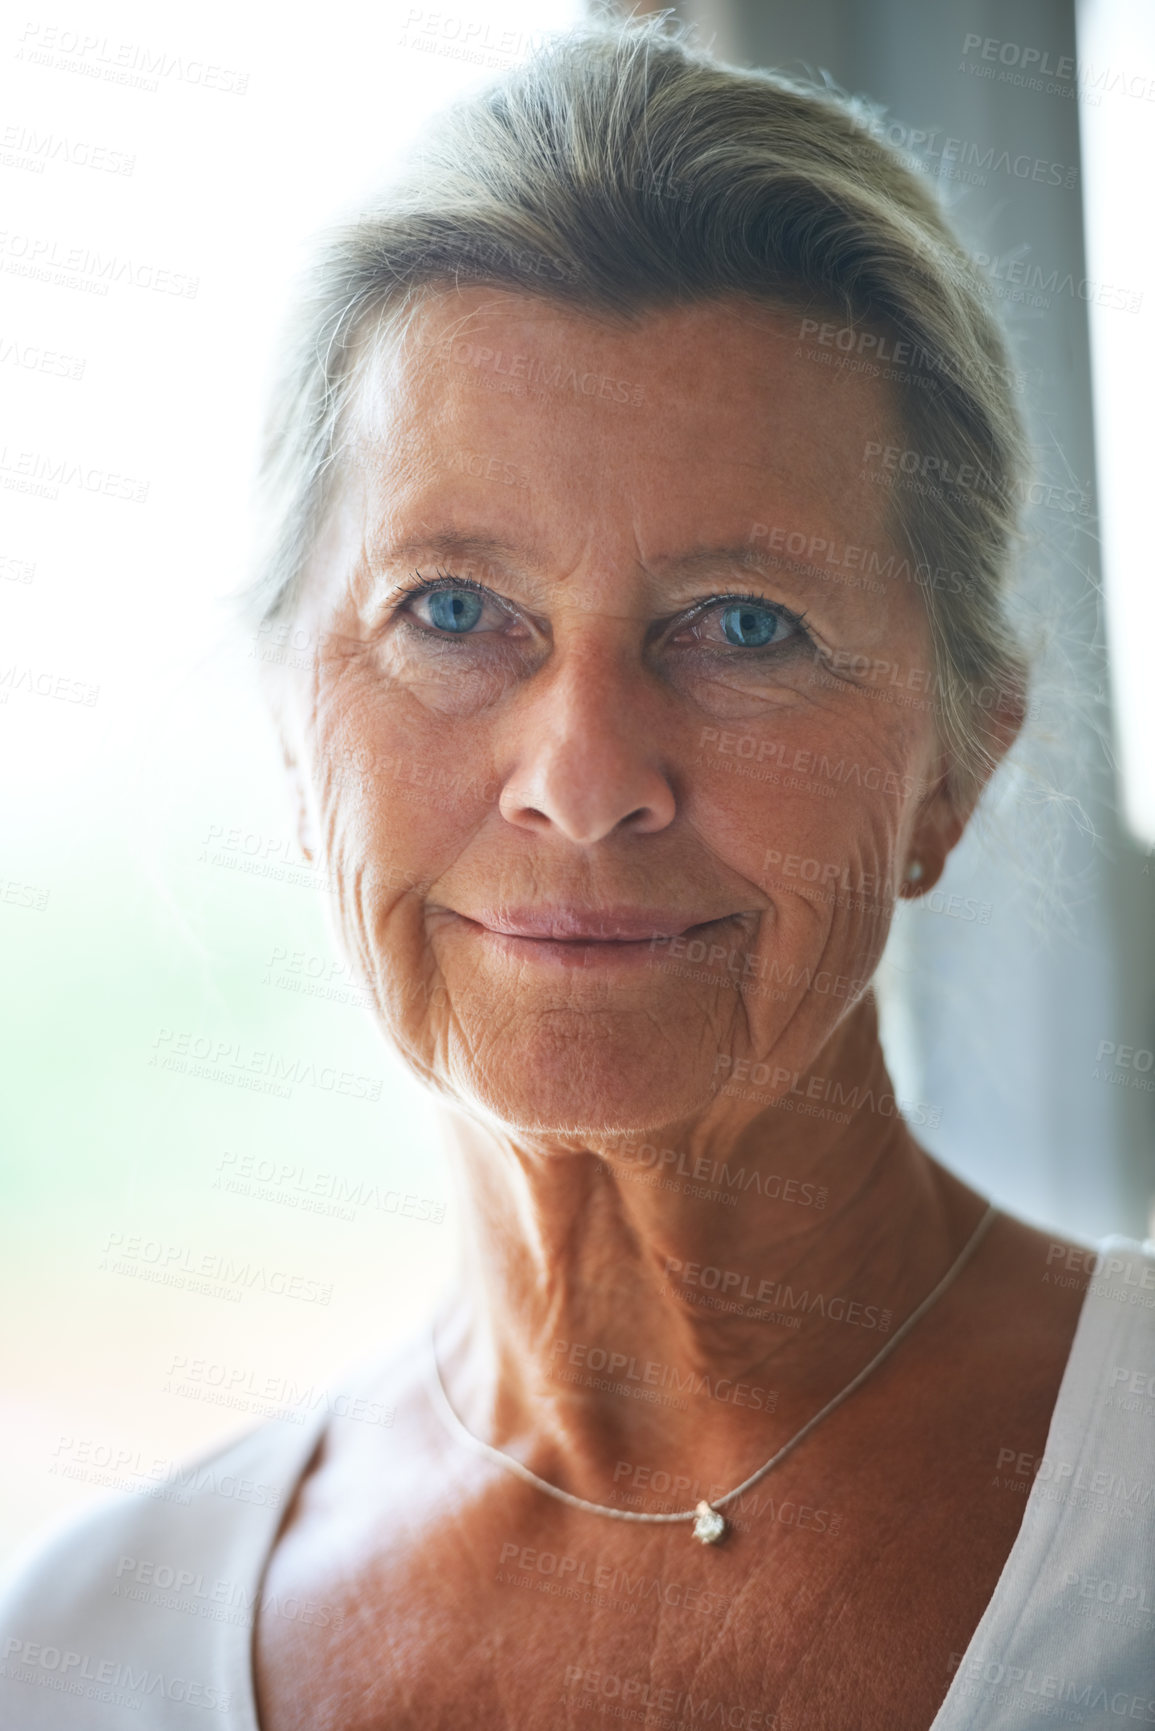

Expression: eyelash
xmin=679 ymin=590 xmax=812 ymax=646
xmin=394 ymin=570 xmax=812 ymax=649
xmin=394 ymin=569 xmax=495 ymax=606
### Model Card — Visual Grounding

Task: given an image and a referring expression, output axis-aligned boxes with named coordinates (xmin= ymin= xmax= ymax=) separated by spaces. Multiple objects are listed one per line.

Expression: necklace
xmin=428 ymin=1201 xmax=997 ymax=1546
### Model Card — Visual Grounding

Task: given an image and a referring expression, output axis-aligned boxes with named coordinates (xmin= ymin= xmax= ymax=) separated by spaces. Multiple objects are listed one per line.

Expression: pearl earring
xmin=905 ymin=859 xmax=924 ymax=884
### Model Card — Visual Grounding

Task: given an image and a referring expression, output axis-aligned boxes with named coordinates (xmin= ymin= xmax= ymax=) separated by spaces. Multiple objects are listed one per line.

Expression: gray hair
xmin=244 ymin=13 xmax=1030 ymax=808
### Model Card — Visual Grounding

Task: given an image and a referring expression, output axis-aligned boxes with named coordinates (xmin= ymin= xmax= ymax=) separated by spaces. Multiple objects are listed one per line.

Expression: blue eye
xmin=427 ymin=589 xmax=484 ymax=633
xmin=719 ymin=602 xmax=786 ymax=647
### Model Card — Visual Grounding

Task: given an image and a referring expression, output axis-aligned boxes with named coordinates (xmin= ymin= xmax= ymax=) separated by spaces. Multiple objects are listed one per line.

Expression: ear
xmin=900 ymin=685 xmax=1024 ymax=899
xmin=280 ymin=734 xmax=317 ymax=864
xmin=259 ymin=651 xmax=319 ymax=864
xmin=899 ymin=768 xmax=963 ymax=899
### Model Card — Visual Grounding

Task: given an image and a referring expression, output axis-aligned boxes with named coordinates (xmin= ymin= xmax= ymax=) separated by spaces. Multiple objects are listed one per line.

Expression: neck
xmin=433 ymin=997 xmax=987 ymax=1510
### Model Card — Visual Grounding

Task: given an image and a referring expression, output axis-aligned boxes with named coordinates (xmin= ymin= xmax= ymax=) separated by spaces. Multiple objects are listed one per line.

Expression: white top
xmin=2 ymin=1236 xmax=1153 ymax=1729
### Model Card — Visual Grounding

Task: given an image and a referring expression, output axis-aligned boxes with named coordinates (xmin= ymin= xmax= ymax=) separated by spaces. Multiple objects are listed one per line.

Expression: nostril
xmin=498 ymin=740 xmax=677 ymax=843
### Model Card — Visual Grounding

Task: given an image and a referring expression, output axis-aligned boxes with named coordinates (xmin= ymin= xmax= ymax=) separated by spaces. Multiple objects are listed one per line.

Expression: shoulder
xmin=0 ymin=1413 xmax=323 ymax=1729
xmin=971 ymin=1215 xmax=1155 ymax=1490
xmin=939 ymin=1233 xmax=1155 ymax=1727
xmin=1046 ymin=1233 xmax=1155 ymax=1490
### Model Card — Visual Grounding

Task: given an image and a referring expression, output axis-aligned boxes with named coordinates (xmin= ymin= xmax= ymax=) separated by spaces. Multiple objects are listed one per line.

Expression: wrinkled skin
xmin=278 ymin=292 xmax=959 ymax=1141
xmin=255 ymin=293 xmax=1085 ymax=1731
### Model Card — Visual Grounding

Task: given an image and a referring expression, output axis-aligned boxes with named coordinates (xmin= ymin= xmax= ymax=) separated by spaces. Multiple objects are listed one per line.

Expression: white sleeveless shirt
xmin=2 ymin=1237 xmax=1153 ymax=1729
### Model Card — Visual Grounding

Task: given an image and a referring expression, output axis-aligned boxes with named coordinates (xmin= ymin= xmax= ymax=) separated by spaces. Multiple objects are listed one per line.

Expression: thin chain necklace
xmin=428 ymin=1202 xmax=997 ymax=1545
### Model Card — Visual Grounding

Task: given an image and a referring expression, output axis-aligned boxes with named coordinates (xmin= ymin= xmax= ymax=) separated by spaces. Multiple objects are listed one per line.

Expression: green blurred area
xmin=0 ymin=665 xmax=456 ymax=1555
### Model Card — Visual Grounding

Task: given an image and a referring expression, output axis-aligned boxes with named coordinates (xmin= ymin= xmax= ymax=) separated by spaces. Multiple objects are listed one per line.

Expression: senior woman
xmin=2 ymin=17 xmax=1152 ymax=1731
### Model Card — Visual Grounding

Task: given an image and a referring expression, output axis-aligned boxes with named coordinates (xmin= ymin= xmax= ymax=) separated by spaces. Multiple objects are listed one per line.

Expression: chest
xmin=253 ymin=1245 xmax=1087 ymax=1731
xmin=253 ymin=1430 xmax=1031 ymax=1731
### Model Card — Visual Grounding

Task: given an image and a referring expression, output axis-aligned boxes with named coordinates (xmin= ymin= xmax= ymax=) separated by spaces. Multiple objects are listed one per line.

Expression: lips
xmin=459 ymin=908 xmax=735 ymax=942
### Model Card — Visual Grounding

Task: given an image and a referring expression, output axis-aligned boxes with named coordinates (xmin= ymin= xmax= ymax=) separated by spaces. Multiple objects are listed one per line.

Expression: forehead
xmin=342 ymin=288 xmax=906 ymax=568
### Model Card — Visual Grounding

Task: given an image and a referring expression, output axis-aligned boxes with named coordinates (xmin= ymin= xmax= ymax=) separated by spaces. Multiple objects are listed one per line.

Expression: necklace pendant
xmin=692 ymin=1501 xmax=727 ymax=1545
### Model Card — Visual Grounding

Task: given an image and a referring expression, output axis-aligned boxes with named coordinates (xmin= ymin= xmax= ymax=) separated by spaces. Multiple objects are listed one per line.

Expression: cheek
xmin=687 ymin=681 xmax=927 ymax=876
xmin=685 ymin=746 xmax=904 ymax=899
xmin=757 ymin=793 xmax=899 ymax=901
xmin=369 ymin=648 xmax=503 ymax=788
xmin=679 ymin=757 xmax=904 ymax=1032
xmin=377 ymin=635 xmax=524 ymax=718
xmin=305 ymin=681 xmax=499 ymax=1026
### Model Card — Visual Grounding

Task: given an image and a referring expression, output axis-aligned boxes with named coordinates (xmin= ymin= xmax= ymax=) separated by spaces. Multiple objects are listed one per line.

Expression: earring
xmin=905 ymin=859 xmax=924 ymax=884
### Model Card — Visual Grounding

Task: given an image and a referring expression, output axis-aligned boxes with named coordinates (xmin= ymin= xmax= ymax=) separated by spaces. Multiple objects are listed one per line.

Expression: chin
xmin=442 ymin=1011 xmax=716 ymax=1140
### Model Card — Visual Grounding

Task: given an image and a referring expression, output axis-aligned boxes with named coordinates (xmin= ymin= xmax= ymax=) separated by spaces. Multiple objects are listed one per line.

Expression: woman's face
xmin=277 ymin=290 xmax=958 ymax=1140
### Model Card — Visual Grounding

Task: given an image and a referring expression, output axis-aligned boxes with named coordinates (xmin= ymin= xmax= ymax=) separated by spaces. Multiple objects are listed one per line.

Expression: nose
xmin=498 ymin=645 xmax=676 ymax=845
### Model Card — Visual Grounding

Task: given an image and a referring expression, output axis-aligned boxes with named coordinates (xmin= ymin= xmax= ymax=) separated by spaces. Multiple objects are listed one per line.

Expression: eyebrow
xmin=650 ymin=545 xmax=811 ymax=583
xmin=371 ymin=531 xmax=546 ymax=575
xmin=370 ymin=533 xmax=827 ymax=594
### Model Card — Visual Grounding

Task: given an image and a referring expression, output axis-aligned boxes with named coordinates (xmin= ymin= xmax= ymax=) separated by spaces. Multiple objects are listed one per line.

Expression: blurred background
xmin=1 ymin=0 xmax=1152 ymax=1556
